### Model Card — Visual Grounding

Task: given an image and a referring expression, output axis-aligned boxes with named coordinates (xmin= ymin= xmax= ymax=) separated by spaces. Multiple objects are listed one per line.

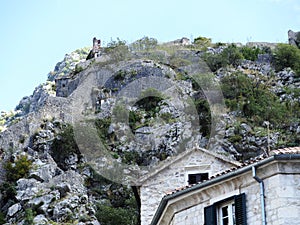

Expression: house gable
xmin=151 ymin=147 xmax=300 ymax=225
xmin=139 ymin=147 xmax=240 ymax=225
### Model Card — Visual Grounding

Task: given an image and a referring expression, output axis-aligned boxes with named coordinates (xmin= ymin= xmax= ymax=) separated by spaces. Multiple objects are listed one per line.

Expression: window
xmin=188 ymin=173 xmax=209 ymax=185
xmin=218 ymin=201 xmax=235 ymax=225
xmin=204 ymin=193 xmax=246 ymax=225
xmin=184 ymin=165 xmax=210 ymax=185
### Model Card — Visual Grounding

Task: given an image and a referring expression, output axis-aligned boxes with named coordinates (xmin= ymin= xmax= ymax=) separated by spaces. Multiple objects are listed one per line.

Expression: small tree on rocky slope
xmin=273 ymin=43 xmax=300 ymax=76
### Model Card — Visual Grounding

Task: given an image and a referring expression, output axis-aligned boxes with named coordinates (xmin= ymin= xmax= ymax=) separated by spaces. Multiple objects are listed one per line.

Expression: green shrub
xmin=130 ymin=36 xmax=158 ymax=51
xmin=75 ymin=64 xmax=84 ymax=73
xmin=194 ymin=98 xmax=211 ymax=137
xmin=160 ymin=112 xmax=174 ymax=123
xmin=203 ymin=52 xmax=227 ymax=72
xmin=0 ymin=182 xmax=16 ymax=210
xmin=221 ymin=72 xmax=290 ymax=125
xmin=51 ymin=124 xmax=81 ymax=170
xmin=203 ymin=44 xmax=243 ymax=72
xmin=85 ymin=167 xmax=139 ymax=225
xmin=214 ymin=42 xmax=226 ymax=47
xmin=94 ymin=118 xmax=112 ymax=140
xmin=0 ymin=211 xmax=6 ymax=225
xmin=175 ymin=72 xmax=188 ymax=81
xmin=4 ymin=155 xmax=32 ymax=183
xmin=239 ymin=46 xmax=264 ymax=61
xmin=95 ymin=204 xmax=138 ymax=225
xmin=122 ymin=151 xmax=141 ymax=165
xmin=75 ymin=47 xmax=91 ymax=58
xmin=24 ymin=208 xmax=34 ymax=225
xmin=114 ymin=70 xmax=126 ymax=80
xmin=129 ymin=111 xmax=143 ymax=131
xmin=272 ymin=43 xmax=300 ymax=76
xmin=136 ymin=96 xmax=162 ymax=113
xmin=106 ymin=38 xmax=127 ymax=49
xmin=105 ymin=38 xmax=130 ymax=62
xmin=223 ymin=44 xmax=244 ymax=67
xmin=228 ymin=134 xmax=243 ymax=144
xmin=285 ymin=93 xmax=300 ymax=119
xmin=193 ymin=36 xmax=212 ymax=50
xmin=137 ymin=88 xmax=164 ymax=112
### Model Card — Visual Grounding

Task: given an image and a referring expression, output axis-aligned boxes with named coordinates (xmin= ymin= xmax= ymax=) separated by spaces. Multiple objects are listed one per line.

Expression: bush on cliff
xmin=272 ymin=43 xmax=300 ymax=76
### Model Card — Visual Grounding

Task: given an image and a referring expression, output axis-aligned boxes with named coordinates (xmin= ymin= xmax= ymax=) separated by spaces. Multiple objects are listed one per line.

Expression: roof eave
xmin=150 ymin=154 xmax=300 ymax=225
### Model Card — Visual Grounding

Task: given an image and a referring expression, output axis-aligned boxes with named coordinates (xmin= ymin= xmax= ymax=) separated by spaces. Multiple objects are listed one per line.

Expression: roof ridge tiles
xmin=165 ymin=146 xmax=300 ymax=196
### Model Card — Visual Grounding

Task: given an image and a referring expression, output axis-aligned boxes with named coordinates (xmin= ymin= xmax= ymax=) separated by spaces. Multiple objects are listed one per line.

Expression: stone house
xmin=149 ymin=147 xmax=300 ymax=225
xmin=136 ymin=147 xmax=241 ymax=225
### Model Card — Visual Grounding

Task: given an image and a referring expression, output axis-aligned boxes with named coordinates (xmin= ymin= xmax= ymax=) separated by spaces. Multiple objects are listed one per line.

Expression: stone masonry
xmin=138 ymin=148 xmax=239 ymax=225
xmin=156 ymin=157 xmax=300 ymax=225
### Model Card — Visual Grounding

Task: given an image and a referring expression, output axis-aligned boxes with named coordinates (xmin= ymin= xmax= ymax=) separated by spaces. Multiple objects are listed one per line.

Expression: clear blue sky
xmin=0 ymin=0 xmax=299 ymax=111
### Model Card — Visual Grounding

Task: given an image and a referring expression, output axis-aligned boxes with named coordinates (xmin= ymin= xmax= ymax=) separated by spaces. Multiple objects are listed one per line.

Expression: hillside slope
xmin=0 ymin=36 xmax=300 ymax=224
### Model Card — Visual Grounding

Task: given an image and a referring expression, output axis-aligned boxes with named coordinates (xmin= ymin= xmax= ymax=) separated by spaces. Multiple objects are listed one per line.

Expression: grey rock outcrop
xmin=7 ymin=153 xmax=99 ymax=224
xmin=7 ymin=203 xmax=21 ymax=217
xmin=288 ymin=30 xmax=300 ymax=48
xmin=16 ymin=178 xmax=43 ymax=201
xmin=246 ymin=42 xmax=277 ymax=49
xmin=164 ymin=37 xmax=191 ymax=46
xmin=29 ymin=158 xmax=62 ymax=182
xmin=2 ymin=36 xmax=300 ymax=224
xmin=33 ymin=215 xmax=49 ymax=225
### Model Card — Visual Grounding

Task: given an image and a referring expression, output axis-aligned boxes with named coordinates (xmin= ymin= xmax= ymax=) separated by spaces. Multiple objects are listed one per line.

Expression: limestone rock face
xmin=7 ymin=203 xmax=21 ymax=217
xmin=288 ymin=30 xmax=300 ymax=48
xmin=16 ymin=178 xmax=43 ymax=201
xmin=8 ymin=157 xmax=99 ymax=224
xmin=29 ymin=159 xmax=62 ymax=182
xmin=1 ymin=37 xmax=300 ymax=224
xmin=33 ymin=214 xmax=49 ymax=225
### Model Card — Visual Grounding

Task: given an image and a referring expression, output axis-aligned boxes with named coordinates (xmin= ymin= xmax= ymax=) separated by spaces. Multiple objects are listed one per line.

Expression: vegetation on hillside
xmin=272 ymin=43 xmax=300 ymax=76
xmin=1 ymin=35 xmax=300 ymax=224
xmin=51 ymin=124 xmax=82 ymax=171
xmin=84 ymin=166 xmax=139 ymax=225
xmin=221 ymin=72 xmax=289 ymax=124
xmin=0 ymin=154 xmax=33 ymax=224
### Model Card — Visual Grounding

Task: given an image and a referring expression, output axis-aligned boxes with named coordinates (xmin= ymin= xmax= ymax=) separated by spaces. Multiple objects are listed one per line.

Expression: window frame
xmin=184 ymin=165 xmax=210 ymax=185
xmin=204 ymin=193 xmax=246 ymax=225
xmin=217 ymin=200 xmax=236 ymax=225
xmin=188 ymin=173 xmax=209 ymax=185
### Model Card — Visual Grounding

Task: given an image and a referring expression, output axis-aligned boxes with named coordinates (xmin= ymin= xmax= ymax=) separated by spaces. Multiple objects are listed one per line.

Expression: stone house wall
xmin=139 ymin=149 xmax=238 ymax=225
xmin=161 ymin=160 xmax=300 ymax=225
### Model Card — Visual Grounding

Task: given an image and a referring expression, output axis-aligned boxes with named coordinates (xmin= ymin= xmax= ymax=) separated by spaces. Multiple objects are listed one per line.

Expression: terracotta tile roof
xmin=270 ymin=146 xmax=300 ymax=155
xmin=165 ymin=146 xmax=300 ymax=196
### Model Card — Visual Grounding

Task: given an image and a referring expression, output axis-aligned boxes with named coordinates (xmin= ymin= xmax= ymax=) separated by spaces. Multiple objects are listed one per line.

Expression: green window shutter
xmin=235 ymin=193 xmax=247 ymax=225
xmin=204 ymin=204 xmax=216 ymax=225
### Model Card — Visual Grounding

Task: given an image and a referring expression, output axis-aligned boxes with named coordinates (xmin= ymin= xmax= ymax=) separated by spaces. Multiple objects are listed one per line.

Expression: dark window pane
xmin=201 ymin=173 xmax=209 ymax=181
xmin=188 ymin=173 xmax=209 ymax=185
xmin=188 ymin=174 xmax=197 ymax=184
xmin=222 ymin=206 xmax=228 ymax=217
xmin=223 ymin=217 xmax=229 ymax=225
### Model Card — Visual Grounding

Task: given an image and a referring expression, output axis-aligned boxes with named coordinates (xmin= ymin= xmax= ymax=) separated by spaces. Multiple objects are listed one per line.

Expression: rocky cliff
xmin=0 ymin=35 xmax=300 ymax=224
